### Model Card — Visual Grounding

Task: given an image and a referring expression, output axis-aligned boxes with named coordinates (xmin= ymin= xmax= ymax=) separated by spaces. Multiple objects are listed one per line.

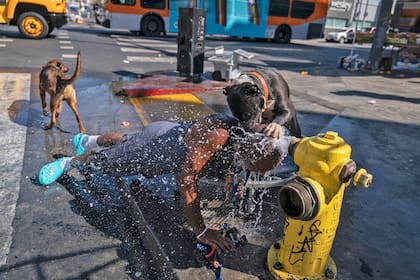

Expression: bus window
xmin=111 ymin=0 xmax=135 ymax=6
xmin=269 ymin=0 xmax=290 ymax=17
xmin=291 ymin=0 xmax=315 ymax=19
xmin=141 ymin=0 xmax=165 ymax=9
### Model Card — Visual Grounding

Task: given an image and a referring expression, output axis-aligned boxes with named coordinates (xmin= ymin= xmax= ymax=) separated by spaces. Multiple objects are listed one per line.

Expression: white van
xmin=325 ymin=27 xmax=355 ymax=43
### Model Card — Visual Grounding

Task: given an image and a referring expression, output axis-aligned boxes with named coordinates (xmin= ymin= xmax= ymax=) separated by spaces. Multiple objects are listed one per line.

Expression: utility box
xmin=208 ymin=47 xmax=255 ymax=81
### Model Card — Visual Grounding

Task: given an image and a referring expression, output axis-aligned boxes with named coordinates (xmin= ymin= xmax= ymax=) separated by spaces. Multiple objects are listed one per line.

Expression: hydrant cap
xmin=324 ymin=131 xmax=338 ymax=140
xmin=315 ymin=131 xmax=345 ymax=146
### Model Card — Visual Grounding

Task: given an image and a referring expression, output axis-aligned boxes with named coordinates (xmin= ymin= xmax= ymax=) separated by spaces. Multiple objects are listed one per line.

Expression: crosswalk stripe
xmin=0 ymin=44 xmax=6 ymax=47
xmin=0 ymin=39 xmax=13 ymax=42
xmin=0 ymin=73 xmax=30 ymax=266
xmin=59 ymin=40 xmax=72 ymax=44
xmin=121 ymin=47 xmax=161 ymax=53
xmin=116 ymin=41 xmax=135 ymax=46
xmin=62 ymin=54 xmax=78 ymax=58
xmin=126 ymin=56 xmax=176 ymax=63
xmin=117 ymin=38 xmax=172 ymax=44
xmin=131 ymin=43 xmax=177 ymax=49
xmin=60 ymin=46 xmax=74 ymax=50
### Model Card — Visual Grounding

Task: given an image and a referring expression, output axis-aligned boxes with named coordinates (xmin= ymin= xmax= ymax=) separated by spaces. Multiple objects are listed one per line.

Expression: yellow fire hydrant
xmin=267 ymin=131 xmax=372 ymax=279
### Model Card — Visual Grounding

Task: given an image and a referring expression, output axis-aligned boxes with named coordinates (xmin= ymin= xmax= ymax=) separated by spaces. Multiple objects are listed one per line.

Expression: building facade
xmin=325 ymin=0 xmax=381 ymax=33
xmin=325 ymin=0 xmax=420 ymax=34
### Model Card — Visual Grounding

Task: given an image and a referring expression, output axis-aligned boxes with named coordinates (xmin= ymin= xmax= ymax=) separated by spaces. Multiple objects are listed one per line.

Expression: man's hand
xmin=264 ymin=122 xmax=283 ymax=138
xmin=196 ymin=228 xmax=234 ymax=253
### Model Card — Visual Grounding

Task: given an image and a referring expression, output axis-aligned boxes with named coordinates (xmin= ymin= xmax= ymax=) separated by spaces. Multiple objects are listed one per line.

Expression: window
xmin=291 ymin=0 xmax=314 ymax=19
xmin=141 ymin=0 xmax=165 ymax=9
xmin=352 ymin=21 xmax=374 ymax=31
xmin=326 ymin=18 xmax=348 ymax=28
xmin=111 ymin=0 xmax=135 ymax=5
xmin=269 ymin=0 xmax=290 ymax=17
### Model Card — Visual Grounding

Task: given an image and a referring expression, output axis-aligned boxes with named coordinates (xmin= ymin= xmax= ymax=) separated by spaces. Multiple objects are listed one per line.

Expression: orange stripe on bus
xmin=267 ymin=0 xmax=329 ymax=26
xmin=107 ymin=1 xmax=169 ymax=16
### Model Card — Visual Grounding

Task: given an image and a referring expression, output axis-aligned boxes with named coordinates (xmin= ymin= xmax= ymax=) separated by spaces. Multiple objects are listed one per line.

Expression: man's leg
xmin=40 ymin=121 xmax=179 ymax=186
xmin=73 ymin=132 xmax=124 ymax=155
xmin=96 ymin=133 xmax=125 ymax=146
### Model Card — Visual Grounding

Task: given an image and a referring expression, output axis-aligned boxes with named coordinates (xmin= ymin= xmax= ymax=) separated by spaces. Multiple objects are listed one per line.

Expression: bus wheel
xmin=274 ymin=25 xmax=291 ymax=43
xmin=17 ymin=12 xmax=49 ymax=39
xmin=141 ymin=15 xmax=164 ymax=37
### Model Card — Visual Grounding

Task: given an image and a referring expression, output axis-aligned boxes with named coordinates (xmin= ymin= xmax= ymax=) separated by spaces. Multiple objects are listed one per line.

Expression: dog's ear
xmin=223 ymin=85 xmax=232 ymax=96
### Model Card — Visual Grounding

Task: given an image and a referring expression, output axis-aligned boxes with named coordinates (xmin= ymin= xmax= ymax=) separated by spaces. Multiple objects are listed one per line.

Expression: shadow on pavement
xmin=331 ymin=90 xmax=420 ymax=104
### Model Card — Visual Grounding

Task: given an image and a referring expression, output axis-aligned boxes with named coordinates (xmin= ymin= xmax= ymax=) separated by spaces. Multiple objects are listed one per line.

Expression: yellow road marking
xmin=129 ymin=93 xmax=215 ymax=126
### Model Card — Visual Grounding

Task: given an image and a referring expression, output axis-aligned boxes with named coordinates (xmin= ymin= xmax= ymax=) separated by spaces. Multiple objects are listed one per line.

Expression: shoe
xmin=73 ymin=133 xmax=88 ymax=156
xmin=38 ymin=157 xmax=71 ymax=186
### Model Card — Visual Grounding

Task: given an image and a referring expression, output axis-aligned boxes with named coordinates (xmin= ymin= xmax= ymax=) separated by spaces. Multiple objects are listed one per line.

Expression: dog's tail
xmin=57 ymin=51 xmax=81 ymax=91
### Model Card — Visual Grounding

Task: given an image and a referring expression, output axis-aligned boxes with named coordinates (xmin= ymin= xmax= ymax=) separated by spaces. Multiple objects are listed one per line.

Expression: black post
xmin=176 ymin=7 xmax=207 ymax=82
xmin=365 ymin=0 xmax=394 ymax=72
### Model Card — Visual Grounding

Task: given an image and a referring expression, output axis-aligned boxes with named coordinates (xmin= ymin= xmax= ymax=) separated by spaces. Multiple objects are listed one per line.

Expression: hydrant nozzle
xmin=353 ymin=168 xmax=373 ymax=188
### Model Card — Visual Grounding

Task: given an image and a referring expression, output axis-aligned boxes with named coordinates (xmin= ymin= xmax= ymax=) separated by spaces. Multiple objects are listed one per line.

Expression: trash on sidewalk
xmin=337 ymin=54 xmax=365 ymax=72
xmin=208 ymin=47 xmax=255 ymax=81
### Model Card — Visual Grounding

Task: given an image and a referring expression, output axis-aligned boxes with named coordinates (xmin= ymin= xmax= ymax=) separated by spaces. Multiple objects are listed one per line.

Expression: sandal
xmin=73 ymin=133 xmax=88 ymax=156
xmin=38 ymin=157 xmax=71 ymax=185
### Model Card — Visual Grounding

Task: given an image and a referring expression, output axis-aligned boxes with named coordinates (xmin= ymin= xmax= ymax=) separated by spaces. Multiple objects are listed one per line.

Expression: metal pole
xmin=350 ymin=0 xmax=362 ymax=57
xmin=362 ymin=0 xmax=370 ymax=29
xmin=366 ymin=0 xmax=394 ymax=72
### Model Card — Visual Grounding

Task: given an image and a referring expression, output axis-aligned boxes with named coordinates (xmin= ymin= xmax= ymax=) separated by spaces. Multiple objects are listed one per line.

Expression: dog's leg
xmin=67 ymin=100 xmax=86 ymax=133
xmin=39 ymin=88 xmax=49 ymax=116
xmin=289 ymin=111 xmax=302 ymax=138
xmin=45 ymin=98 xmax=58 ymax=130
xmin=56 ymin=100 xmax=63 ymax=118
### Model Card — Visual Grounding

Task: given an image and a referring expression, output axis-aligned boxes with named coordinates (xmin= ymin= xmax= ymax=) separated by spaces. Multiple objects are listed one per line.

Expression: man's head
xmin=223 ymin=83 xmax=265 ymax=133
xmin=232 ymin=131 xmax=292 ymax=173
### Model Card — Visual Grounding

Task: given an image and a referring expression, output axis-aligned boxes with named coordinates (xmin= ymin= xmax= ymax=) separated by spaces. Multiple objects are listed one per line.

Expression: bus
xmin=97 ymin=0 xmax=330 ymax=43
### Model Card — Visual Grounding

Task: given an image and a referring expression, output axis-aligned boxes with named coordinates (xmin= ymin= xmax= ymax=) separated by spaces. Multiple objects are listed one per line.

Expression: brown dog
xmin=39 ymin=52 xmax=86 ymax=133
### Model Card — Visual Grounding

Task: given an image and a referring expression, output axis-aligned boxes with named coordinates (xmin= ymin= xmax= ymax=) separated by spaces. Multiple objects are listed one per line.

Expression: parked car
xmin=325 ymin=27 xmax=355 ymax=43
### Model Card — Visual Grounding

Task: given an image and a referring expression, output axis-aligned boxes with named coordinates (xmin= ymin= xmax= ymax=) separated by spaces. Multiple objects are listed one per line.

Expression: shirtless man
xmin=37 ymin=113 xmax=291 ymax=252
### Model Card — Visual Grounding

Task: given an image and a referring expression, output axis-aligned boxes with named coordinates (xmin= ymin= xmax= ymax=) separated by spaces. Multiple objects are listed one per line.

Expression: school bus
xmin=97 ymin=0 xmax=330 ymax=43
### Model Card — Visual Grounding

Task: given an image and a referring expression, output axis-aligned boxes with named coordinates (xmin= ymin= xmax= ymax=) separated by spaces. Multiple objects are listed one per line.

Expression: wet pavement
xmin=0 ymin=63 xmax=419 ymax=280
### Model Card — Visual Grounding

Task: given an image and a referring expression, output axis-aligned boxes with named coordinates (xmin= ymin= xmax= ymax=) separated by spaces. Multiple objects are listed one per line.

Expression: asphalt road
xmin=0 ymin=22 xmax=419 ymax=280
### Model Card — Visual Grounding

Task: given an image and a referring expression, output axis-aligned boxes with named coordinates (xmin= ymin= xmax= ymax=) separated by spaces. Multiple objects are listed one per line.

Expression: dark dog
xmin=39 ymin=52 xmax=86 ymax=133
xmin=223 ymin=68 xmax=301 ymax=138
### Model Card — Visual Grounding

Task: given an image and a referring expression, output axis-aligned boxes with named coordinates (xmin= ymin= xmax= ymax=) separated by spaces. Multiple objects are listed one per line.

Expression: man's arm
xmin=179 ymin=118 xmax=234 ymax=252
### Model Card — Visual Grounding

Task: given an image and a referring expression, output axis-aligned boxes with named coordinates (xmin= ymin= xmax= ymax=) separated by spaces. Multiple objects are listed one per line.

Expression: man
xmin=38 ymin=112 xmax=291 ymax=253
